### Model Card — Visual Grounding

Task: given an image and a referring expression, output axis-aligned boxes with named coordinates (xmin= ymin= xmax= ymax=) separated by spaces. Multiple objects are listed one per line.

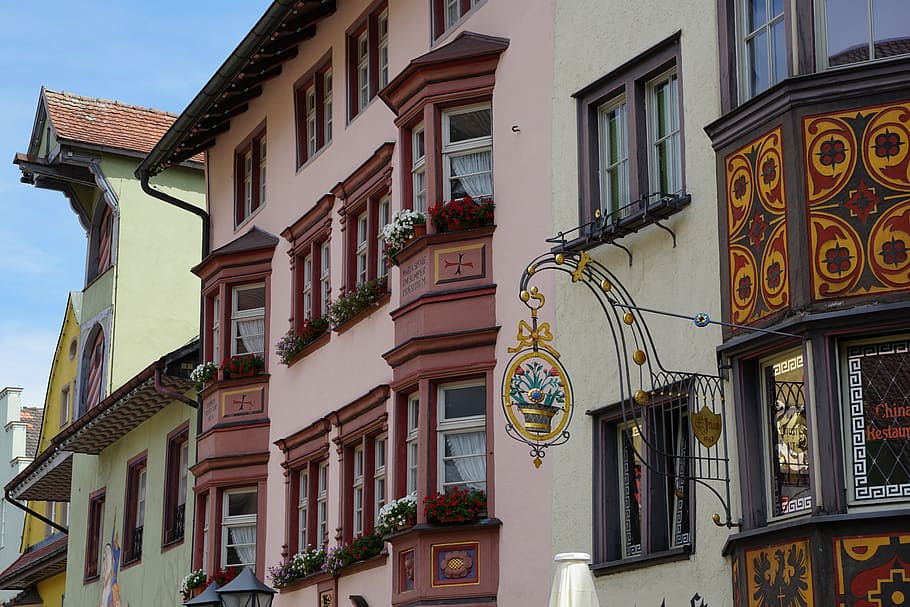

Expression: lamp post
xmin=183 ymin=569 xmax=275 ymax=607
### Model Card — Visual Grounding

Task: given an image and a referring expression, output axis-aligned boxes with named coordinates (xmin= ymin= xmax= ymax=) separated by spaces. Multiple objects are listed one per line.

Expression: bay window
xmin=442 ymin=104 xmax=493 ymax=200
xmin=231 ymin=284 xmax=265 ymax=357
xmin=221 ymin=488 xmax=257 ymax=568
xmin=437 ymin=381 xmax=486 ymax=492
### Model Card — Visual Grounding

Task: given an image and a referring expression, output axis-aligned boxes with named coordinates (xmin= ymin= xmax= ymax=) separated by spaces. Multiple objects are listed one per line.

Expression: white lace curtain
xmin=229 ymin=525 xmax=257 ymax=567
xmin=236 ymin=318 xmax=264 ymax=356
xmin=445 ymin=430 xmax=486 ymax=490
xmin=451 ymin=151 xmax=493 ymax=199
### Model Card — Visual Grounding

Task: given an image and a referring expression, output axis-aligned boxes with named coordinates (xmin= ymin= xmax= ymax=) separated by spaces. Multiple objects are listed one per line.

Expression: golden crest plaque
xmin=691 ymin=405 xmax=722 ymax=448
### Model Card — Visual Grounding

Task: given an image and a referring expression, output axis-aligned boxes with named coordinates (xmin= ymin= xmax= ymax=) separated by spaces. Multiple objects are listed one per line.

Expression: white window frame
xmin=436 ymin=380 xmax=487 ymax=493
xmin=357 ymin=30 xmax=370 ymax=112
xmin=597 ymin=96 xmax=629 ymax=219
xmin=230 ymin=283 xmax=265 ymax=357
xmin=412 ymin=125 xmax=427 ymax=213
xmin=378 ymin=9 xmax=389 ymax=88
xmin=243 ymin=150 xmax=253 ymax=218
xmin=352 ymin=445 xmax=365 ymax=536
xmin=258 ymin=138 xmax=267 ymax=206
xmin=320 ymin=242 xmax=331 ymax=315
xmin=374 ymin=435 xmax=387 ymax=526
xmin=305 ymin=84 xmax=318 ymax=159
xmin=377 ymin=197 xmax=390 ymax=278
xmin=298 ymin=469 xmax=308 ymax=550
xmin=324 ymin=69 xmax=334 ymax=144
xmin=646 ymin=68 xmax=681 ymax=198
xmin=60 ymin=384 xmax=71 ymax=426
xmin=221 ymin=488 xmax=257 ymax=568
xmin=317 ymin=462 xmax=329 ymax=548
xmin=406 ymin=393 xmax=420 ymax=495
xmin=737 ymin=0 xmax=787 ymax=100
xmin=303 ymin=254 xmax=314 ymax=320
xmin=356 ymin=212 xmax=369 ymax=286
xmin=441 ymin=104 xmax=493 ymax=200
xmin=212 ymin=295 xmax=221 ymax=364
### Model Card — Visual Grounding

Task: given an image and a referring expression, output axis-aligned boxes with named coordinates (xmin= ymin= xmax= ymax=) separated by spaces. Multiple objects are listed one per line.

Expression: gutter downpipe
xmin=5 ymin=487 xmax=68 ymax=535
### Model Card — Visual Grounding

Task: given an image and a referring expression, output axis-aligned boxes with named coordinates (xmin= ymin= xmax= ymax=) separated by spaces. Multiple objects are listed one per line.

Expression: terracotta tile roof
xmin=43 ymin=89 xmax=203 ymax=163
xmin=19 ymin=407 xmax=43 ymax=458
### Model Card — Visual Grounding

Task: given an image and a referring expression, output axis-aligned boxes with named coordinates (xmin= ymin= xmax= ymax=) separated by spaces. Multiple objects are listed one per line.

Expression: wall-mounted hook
xmin=511 ymin=125 xmax=520 ymax=132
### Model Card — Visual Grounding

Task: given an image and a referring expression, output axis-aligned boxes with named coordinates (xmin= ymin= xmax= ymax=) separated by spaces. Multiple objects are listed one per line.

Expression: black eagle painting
xmin=751 ymin=543 xmax=810 ymax=607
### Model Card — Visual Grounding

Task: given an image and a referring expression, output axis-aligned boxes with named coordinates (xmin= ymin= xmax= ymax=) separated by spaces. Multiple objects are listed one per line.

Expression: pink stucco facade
xmin=188 ymin=1 xmax=558 ymax=605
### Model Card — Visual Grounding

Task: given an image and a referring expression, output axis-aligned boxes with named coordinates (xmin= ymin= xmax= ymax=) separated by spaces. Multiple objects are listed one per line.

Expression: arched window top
xmin=84 ymin=327 xmax=105 ymax=411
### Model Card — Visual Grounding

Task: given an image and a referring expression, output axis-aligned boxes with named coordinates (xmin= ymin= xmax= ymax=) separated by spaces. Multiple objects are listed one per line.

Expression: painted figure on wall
xmin=100 ymin=521 xmax=123 ymax=607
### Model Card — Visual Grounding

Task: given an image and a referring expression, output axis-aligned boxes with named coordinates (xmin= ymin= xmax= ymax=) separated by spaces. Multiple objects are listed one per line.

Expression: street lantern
xmin=216 ymin=567 xmax=276 ymax=607
xmin=183 ymin=581 xmax=221 ymax=607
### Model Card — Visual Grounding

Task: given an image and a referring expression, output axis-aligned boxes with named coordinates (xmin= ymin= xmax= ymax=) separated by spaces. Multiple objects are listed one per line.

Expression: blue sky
xmin=0 ymin=2 xmax=269 ymax=406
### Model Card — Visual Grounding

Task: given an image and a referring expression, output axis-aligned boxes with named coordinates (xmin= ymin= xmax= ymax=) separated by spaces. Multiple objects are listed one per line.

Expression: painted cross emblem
xmin=233 ymin=393 xmax=252 ymax=411
xmin=444 ymin=253 xmax=474 ymax=275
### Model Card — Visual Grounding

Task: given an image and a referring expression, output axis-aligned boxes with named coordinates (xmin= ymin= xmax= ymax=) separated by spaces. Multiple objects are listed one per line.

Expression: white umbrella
xmin=548 ymin=553 xmax=602 ymax=607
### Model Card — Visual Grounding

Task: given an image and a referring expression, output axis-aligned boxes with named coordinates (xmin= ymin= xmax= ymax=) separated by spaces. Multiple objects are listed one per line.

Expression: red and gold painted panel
xmin=745 ymin=539 xmax=814 ymax=607
xmin=804 ymin=101 xmax=910 ymax=299
xmin=725 ymin=127 xmax=791 ymax=325
xmin=431 ymin=541 xmax=480 ymax=588
xmin=835 ymin=532 xmax=910 ymax=607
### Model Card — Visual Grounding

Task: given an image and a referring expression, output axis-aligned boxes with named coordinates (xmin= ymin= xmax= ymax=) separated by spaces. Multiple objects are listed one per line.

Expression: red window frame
xmin=432 ymin=0 xmax=481 ymax=40
xmin=234 ymin=125 xmax=267 ymax=226
xmin=122 ymin=452 xmax=148 ymax=566
xmin=332 ymin=143 xmax=393 ymax=294
xmin=275 ymin=419 xmax=331 ymax=553
xmin=282 ymin=194 xmax=334 ymax=334
xmin=295 ymin=54 xmax=333 ymax=167
xmin=163 ymin=423 xmax=190 ymax=547
xmin=84 ymin=488 xmax=106 ymax=581
xmin=346 ymin=1 xmax=388 ymax=120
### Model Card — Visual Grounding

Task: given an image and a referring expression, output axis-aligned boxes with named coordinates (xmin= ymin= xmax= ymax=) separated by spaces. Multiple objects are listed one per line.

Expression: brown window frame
xmin=234 ymin=125 xmax=267 ymax=227
xmin=295 ymin=54 xmax=334 ymax=167
xmin=163 ymin=423 xmax=190 ymax=548
xmin=575 ymin=33 xmax=685 ymax=226
xmin=122 ymin=452 xmax=148 ymax=566
xmin=84 ymin=488 xmax=106 ymax=581
xmin=347 ymin=1 xmax=388 ymax=120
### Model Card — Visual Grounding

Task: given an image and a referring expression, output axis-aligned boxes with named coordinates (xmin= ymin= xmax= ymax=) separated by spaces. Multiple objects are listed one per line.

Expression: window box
xmin=275 ymin=317 xmax=331 ymax=366
xmin=427 ymin=196 xmax=494 ymax=233
xmin=329 ymin=275 xmax=390 ymax=332
xmin=219 ymin=354 xmax=265 ymax=380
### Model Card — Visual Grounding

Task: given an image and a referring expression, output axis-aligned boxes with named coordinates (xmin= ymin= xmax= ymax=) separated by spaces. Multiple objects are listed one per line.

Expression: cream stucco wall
xmin=65 ymin=402 xmax=196 ymax=607
xmin=551 ymin=0 xmax=738 ymax=605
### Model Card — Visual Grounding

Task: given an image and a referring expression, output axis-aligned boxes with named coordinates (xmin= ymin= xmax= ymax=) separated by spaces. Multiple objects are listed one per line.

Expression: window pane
xmin=449 ymin=150 xmax=493 ymax=199
xmin=442 ymin=430 xmax=486 ymax=490
xmin=746 ymin=0 xmax=766 ymax=34
xmin=442 ymin=384 xmax=486 ymax=419
xmin=748 ymin=29 xmax=770 ymax=95
xmin=227 ymin=491 xmax=257 ymax=516
xmin=764 ymin=351 xmax=811 ymax=516
xmin=448 ymin=108 xmax=492 ymax=143
xmin=826 ymin=0 xmax=870 ymax=66
xmin=770 ymin=18 xmax=787 ymax=85
xmin=872 ymin=0 xmax=910 ymax=59
xmin=619 ymin=424 xmax=643 ymax=557
xmin=235 ymin=286 xmax=265 ymax=312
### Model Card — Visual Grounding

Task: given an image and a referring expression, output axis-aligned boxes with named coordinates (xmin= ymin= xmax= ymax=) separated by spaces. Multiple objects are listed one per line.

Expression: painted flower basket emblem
xmin=509 ymin=357 xmax=566 ymax=433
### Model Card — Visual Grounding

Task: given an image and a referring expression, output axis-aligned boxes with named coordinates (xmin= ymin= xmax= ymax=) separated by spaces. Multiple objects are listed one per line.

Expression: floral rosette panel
xmin=724 ymin=127 xmax=791 ymax=326
xmin=502 ymin=349 xmax=572 ymax=444
xmin=803 ymin=100 xmax=910 ymax=300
